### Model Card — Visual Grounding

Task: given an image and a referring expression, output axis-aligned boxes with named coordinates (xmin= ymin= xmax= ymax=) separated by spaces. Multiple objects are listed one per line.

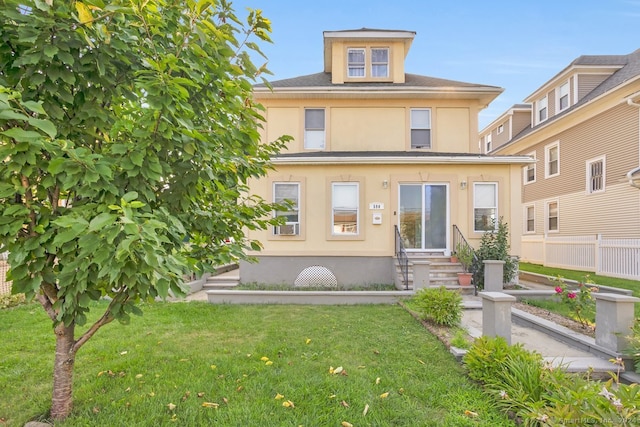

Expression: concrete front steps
xmin=395 ymin=254 xmax=474 ymax=293
xmin=203 ymin=269 xmax=240 ymax=290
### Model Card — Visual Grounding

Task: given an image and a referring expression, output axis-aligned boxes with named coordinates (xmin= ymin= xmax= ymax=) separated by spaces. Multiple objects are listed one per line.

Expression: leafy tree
xmin=0 ymin=0 xmax=287 ymax=420
xmin=470 ymin=217 xmax=517 ymax=289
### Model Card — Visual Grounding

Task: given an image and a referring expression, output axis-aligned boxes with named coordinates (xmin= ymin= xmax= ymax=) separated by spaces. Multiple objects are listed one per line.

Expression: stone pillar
xmin=480 ymin=291 xmax=516 ymax=344
xmin=484 ymin=260 xmax=505 ymax=291
xmin=594 ymin=293 xmax=640 ymax=353
xmin=412 ymin=260 xmax=431 ymax=291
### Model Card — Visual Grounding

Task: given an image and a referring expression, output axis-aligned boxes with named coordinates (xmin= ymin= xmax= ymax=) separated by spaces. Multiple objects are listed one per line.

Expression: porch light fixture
xmin=382 ymin=180 xmax=389 ymax=189
xmin=460 ymin=181 xmax=467 ymax=190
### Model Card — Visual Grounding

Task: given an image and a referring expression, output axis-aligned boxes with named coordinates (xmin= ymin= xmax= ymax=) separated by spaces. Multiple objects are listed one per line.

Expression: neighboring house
xmin=241 ymin=28 xmax=532 ymax=287
xmin=486 ymin=49 xmax=640 ymax=280
xmin=479 ymin=104 xmax=531 ymax=154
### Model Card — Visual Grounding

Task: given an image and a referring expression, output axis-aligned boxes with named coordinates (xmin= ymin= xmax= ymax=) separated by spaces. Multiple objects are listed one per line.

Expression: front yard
xmin=1 ymin=301 xmax=513 ymax=426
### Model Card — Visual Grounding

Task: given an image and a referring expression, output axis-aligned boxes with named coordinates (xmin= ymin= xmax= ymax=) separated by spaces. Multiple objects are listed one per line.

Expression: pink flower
xmin=567 ymin=292 xmax=577 ymax=299
xmin=555 ymin=286 xmax=563 ymax=294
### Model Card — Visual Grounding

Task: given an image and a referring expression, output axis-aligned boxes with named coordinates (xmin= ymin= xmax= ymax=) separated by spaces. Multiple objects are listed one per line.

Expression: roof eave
xmin=271 ymin=155 xmax=534 ymax=165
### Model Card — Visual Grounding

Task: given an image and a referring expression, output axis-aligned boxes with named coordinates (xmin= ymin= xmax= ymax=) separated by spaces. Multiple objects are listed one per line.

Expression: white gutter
xmin=272 ymin=155 xmax=534 ymax=165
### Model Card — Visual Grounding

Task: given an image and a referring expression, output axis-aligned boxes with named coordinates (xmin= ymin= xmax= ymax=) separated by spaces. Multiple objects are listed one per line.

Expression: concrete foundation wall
xmin=239 ymin=256 xmax=395 ymax=286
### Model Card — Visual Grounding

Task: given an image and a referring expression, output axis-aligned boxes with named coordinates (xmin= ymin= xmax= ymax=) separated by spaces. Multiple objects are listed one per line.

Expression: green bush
xmin=0 ymin=293 xmax=26 ymax=309
xmin=411 ymin=286 xmax=462 ymax=327
xmin=625 ymin=319 xmax=640 ymax=373
xmin=470 ymin=217 xmax=517 ymax=290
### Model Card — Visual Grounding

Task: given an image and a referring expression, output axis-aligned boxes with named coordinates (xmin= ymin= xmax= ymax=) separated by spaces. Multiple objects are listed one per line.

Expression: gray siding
xmin=577 ymin=74 xmax=611 ymax=101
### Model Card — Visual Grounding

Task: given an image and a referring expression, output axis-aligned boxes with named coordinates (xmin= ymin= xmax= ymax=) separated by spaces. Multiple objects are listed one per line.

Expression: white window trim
xmin=304 ymin=108 xmax=325 ymax=150
xmin=410 ymin=108 xmax=432 ymax=149
xmin=545 ymin=141 xmax=560 ymax=179
xmin=524 ymin=203 xmax=535 ymax=234
xmin=370 ymin=47 xmax=389 ymax=78
xmin=331 ymin=182 xmax=359 ymax=236
xmin=347 ymin=48 xmax=366 ymax=78
xmin=557 ymin=81 xmax=570 ymax=112
xmin=523 ymin=151 xmax=536 ymax=185
xmin=537 ymin=96 xmax=548 ymax=125
xmin=586 ymin=155 xmax=606 ymax=194
xmin=473 ymin=182 xmax=498 ymax=232
xmin=545 ymin=199 xmax=559 ymax=233
xmin=273 ymin=182 xmax=301 ymax=236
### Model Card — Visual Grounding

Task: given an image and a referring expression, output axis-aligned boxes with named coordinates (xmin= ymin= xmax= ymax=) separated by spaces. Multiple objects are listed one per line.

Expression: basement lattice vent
xmin=294 ymin=265 xmax=338 ymax=288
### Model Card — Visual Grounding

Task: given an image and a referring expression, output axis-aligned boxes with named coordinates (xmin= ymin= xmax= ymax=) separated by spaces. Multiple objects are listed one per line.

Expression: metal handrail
xmin=452 ymin=224 xmax=478 ymax=295
xmin=394 ymin=225 xmax=409 ymax=290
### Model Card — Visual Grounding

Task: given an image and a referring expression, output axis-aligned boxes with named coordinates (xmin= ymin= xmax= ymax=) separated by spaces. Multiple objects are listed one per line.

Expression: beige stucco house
xmin=241 ymin=29 xmax=532 ymax=287
xmin=484 ymin=49 xmax=640 ymax=280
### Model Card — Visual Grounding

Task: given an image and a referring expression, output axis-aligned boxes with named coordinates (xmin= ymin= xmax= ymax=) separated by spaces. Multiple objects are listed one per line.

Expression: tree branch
xmin=72 ymin=293 xmax=125 ymax=353
xmin=37 ymin=292 xmax=57 ymax=322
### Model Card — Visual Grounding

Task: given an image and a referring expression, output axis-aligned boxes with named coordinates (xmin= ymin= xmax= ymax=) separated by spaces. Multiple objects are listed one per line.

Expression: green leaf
xmin=47 ymin=157 xmax=66 ymax=174
xmin=88 ymin=212 xmax=116 ymax=232
xmin=122 ymin=191 xmax=138 ymax=202
xmin=27 ymin=117 xmax=57 ymax=138
xmin=0 ymin=110 xmax=29 ymax=121
xmin=1 ymin=128 xmax=45 ymax=141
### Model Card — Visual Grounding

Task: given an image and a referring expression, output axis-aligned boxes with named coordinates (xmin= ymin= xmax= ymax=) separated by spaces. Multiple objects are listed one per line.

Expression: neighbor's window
xmin=304 ymin=108 xmax=325 ymax=150
xmin=473 ymin=182 xmax=498 ymax=232
xmin=485 ymin=133 xmax=492 ymax=153
xmin=546 ymin=200 xmax=558 ymax=232
xmin=525 ymin=205 xmax=535 ymax=233
xmin=559 ymin=82 xmax=569 ymax=111
xmin=347 ymin=48 xmax=365 ymax=77
xmin=273 ymin=182 xmax=300 ymax=235
xmin=371 ymin=48 xmax=389 ymax=77
xmin=545 ymin=142 xmax=559 ymax=178
xmin=587 ymin=156 xmax=605 ymax=193
xmin=537 ymin=96 xmax=548 ymax=123
xmin=332 ymin=183 xmax=359 ymax=235
xmin=524 ymin=152 xmax=536 ymax=184
xmin=497 ymin=124 xmax=504 ymax=134
xmin=410 ymin=108 xmax=431 ymax=149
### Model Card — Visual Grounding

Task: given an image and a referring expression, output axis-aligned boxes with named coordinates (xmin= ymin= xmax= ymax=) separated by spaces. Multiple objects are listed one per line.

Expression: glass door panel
xmin=399 ymin=184 xmax=448 ymax=251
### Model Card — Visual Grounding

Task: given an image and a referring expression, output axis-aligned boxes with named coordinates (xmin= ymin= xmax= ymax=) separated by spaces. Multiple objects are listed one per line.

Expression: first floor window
xmin=304 ymin=108 xmax=325 ymax=149
xmin=473 ymin=182 xmax=497 ymax=232
xmin=587 ymin=157 xmax=605 ymax=193
xmin=332 ymin=183 xmax=359 ymax=235
xmin=525 ymin=205 xmax=535 ymax=233
xmin=273 ymin=182 xmax=300 ymax=235
xmin=411 ymin=108 xmax=431 ymax=149
xmin=547 ymin=201 xmax=558 ymax=232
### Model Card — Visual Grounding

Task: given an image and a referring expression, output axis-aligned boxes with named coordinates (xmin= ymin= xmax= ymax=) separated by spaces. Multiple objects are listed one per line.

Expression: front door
xmin=399 ymin=184 xmax=449 ymax=251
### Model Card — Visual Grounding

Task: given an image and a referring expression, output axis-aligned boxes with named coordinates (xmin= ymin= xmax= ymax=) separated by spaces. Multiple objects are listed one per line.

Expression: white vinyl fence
xmin=521 ymin=235 xmax=640 ymax=280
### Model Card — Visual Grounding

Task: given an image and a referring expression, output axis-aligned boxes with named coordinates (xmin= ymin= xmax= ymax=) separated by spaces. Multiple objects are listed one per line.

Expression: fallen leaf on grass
xmin=179 ymin=358 xmax=189 ymax=362
xmin=305 ymin=338 xmax=311 ymax=344
xmin=341 ymin=422 xmax=353 ymax=427
xmin=329 ymin=366 xmax=343 ymax=375
xmin=260 ymin=356 xmax=270 ymax=362
xmin=379 ymin=392 xmax=389 ymax=399
xmin=363 ymin=404 xmax=370 ymax=416
xmin=265 ymin=360 xmax=273 ymax=366
xmin=197 ymin=392 xmax=205 ymax=398
xmin=202 ymin=402 xmax=219 ymax=408
xmin=275 ymin=393 xmax=285 ymax=400
xmin=282 ymin=400 xmax=295 ymax=408
xmin=182 ymin=391 xmax=190 ymax=401
xmin=210 ymin=365 xmax=217 ymax=370
xmin=340 ymin=400 xmax=349 ymax=408
xmin=328 ymin=394 xmax=337 ymax=399
xmin=167 ymin=403 xmax=176 ymax=411
xmin=120 ymin=351 xmax=128 ymax=356
xmin=135 ymin=374 xmax=143 ymax=379
xmin=236 ymin=386 xmax=244 ymax=392
xmin=375 ymin=377 xmax=381 ymax=385
xmin=418 ymin=359 xmax=425 ymax=365
xmin=464 ymin=410 xmax=479 ymax=418
xmin=92 ymin=407 xmax=100 ymax=414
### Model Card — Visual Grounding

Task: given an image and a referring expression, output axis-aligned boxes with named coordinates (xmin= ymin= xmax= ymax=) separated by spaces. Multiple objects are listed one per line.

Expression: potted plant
xmin=455 ymin=242 xmax=474 ymax=286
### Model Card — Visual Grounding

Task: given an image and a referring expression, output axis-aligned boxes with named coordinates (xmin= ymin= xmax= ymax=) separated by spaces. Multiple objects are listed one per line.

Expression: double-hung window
xmin=546 ymin=201 xmax=559 ymax=232
xmin=558 ymin=82 xmax=569 ymax=111
xmin=485 ymin=133 xmax=492 ymax=153
xmin=347 ymin=48 xmax=365 ymax=77
xmin=473 ymin=183 xmax=497 ymax=232
xmin=525 ymin=205 xmax=535 ymax=233
xmin=273 ymin=182 xmax=300 ymax=235
xmin=371 ymin=48 xmax=389 ymax=77
xmin=587 ymin=156 xmax=605 ymax=193
xmin=524 ymin=152 xmax=536 ymax=184
xmin=304 ymin=108 xmax=325 ymax=150
xmin=537 ymin=96 xmax=548 ymax=123
xmin=545 ymin=142 xmax=559 ymax=178
xmin=332 ymin=183 xmax=359 ymax=235
xmin=410 ymin=109 xmax=431 ymax=149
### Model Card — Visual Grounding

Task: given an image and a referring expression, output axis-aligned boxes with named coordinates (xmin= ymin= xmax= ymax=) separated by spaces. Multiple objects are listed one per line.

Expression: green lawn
xmin=0 ymin=301 xmax=513 ymax=426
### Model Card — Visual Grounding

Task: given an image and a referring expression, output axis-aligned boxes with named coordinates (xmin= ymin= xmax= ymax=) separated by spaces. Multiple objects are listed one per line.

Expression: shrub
xmin=470 ymin=217 xmax=517 ymax=290
xmin=625 ymin=319 xmax=640 ymax=373
xmin=411 ymin=286 xmax=462 ymax=327
xmin=0 ymin=293 xmax=26 ymax=309
xmin=450 ymin=328 xmax=472 ymax=349
xmin=552 ymin=275 xmax=597 ymax=328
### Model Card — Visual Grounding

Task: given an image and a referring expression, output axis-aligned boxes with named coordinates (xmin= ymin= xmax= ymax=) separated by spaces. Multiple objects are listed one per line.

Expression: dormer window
xmin=537 ymin=96 xmax=548 ymax=123
xmin=371 ymin=48 xmax=389 ymax=77
xmin=558 ymin=82 xmax=569 ymax=111
xmin=347 ymin=48 xmax=365 ymax=77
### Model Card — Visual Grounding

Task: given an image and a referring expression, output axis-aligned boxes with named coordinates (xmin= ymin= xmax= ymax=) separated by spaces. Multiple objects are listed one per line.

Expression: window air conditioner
xmin=276 ymin=223 xmax=299 ymax=235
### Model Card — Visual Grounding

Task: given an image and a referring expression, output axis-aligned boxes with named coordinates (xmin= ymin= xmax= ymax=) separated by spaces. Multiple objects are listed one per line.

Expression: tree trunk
xmin=50 ymin=322 xmax=76 ymax=420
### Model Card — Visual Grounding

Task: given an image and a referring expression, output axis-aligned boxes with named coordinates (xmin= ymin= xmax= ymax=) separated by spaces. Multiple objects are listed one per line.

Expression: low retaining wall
xmin=206 ymin=290 xmax=412 ymax=305
xmin=519 ymin=271 xmax=632 ymax=295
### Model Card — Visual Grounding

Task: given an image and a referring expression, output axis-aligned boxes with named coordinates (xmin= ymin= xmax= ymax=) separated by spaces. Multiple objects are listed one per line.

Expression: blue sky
xmin=231 ymin=0 xmax=640 ymax=129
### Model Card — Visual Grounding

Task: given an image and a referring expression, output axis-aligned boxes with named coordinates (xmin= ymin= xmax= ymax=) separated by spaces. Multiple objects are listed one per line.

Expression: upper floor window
xmin=587 ymin=156 xmax=605 ymax=194
xmin=545 ymin=142 xmax=559 ymax=178
xmin=485 ymin=133 xmax=492 ymax=153
xmin=524 ymin=152 xmax=536 ymax=184
xmin=304 ymin=108 xmax=325 ymax=150
xmin=347 ymin=48 xmax=365 ymax=77
xmin=558 ymin=82 xmax=569 ymax=111
xmin=273 ymin=182 xmax=300 ymax=235
xmin=473 ymin=182 xmax=497 ymax=232
xmin=525 ymin=204 xmax=535 ymax=233
xmin=332 ymin=183 xmax=359 ymax=235
xmin=546 ymin=200 xmax=559 ymax=232
xmin=497 ymin=124 xmax=504 ymax=135
xmin=537 ymin=96 xmax=548 ymax=123
xmin=371 ymin=48 xmax=389 ymax=77
xmin=410 ymin=108 xmax=431 ymax=149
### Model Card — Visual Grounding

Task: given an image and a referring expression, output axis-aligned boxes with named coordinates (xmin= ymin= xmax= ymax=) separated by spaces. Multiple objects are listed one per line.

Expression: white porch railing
xmin=520 ymin=234 xmax=640 ymax=280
